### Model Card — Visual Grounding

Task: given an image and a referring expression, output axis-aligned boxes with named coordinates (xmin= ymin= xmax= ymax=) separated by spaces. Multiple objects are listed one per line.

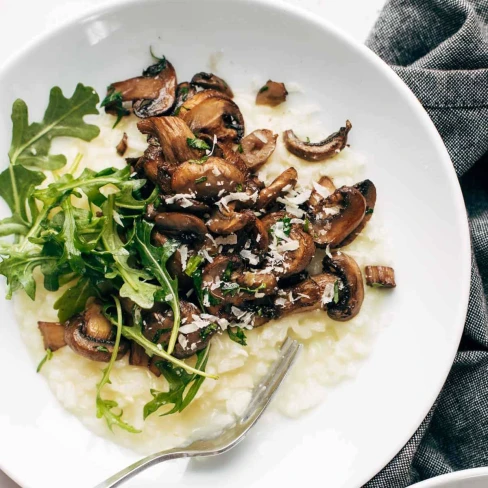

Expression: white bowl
xmin=0 ymin=0 xmax=470 ymax=487
xmin=411 ymin=468 xmax=488 ymax=488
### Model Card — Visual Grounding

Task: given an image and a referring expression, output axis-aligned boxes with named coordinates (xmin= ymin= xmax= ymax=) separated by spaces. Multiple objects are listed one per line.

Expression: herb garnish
xmin=100 ymin=87 xmax=130 ymax=128
xmin=258 ymin=85 xmax=269 ymax=93
xmin=333 ymin=280 xmax=340 ymax=304
xmin=303 ymin=218 xmax=310 ymax=233
xmin=195 ymin=176 xmax=207 ymax=184
xmin=365 ymin=208 xmax=374 ymax=215
xmin=237 ymin=144 xmax=243 ymax=153
xmin=187 ymin=137 xmax=210 ymax=151
xmin=36 ymin=348 xmax=53 ymax=373
xmin=184 ymin=255 xmax=204 ymax=277
xmin=227 ymin=326 xmax=247 ymax=346
xmin=278 ymin=216 xmax=292 ymax=236
xmin=235 ymin=183 xmax=243 ymax=192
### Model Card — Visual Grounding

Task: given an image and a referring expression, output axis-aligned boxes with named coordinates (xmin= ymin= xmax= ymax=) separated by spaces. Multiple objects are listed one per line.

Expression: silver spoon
xmin=95 ymin=337 xmax=301 ymax=488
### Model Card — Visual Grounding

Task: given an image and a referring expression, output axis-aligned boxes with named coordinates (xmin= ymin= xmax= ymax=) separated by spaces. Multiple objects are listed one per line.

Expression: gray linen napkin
xmin=364 ymin=0 xmax=488 ymax=486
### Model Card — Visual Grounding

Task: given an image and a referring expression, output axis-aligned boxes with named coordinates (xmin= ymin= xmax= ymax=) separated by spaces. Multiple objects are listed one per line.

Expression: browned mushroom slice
xmin=163 ymin=197 xmax=212 ymax=215
xmin=250 ymin=218 xmax=269 ymax=254
xmin=202 ymin=256 xmax=276 ymax=305
xmin=240 ymin=129 xmax=278 ymax=171
xmin=143 ymin=301 xmax=215 ymax=360
xmin=134 ymin=144 xmax=173 ymax=194
xmin=213 ymin=140 xmax=249 ymax=175
xmin=283 ymin=120 xmax=352 ymax=162
xmin=308 ymin=176 xmax=336 ymax=210
xmin=137 ymin=117 xmax=204 ymax=165
xmin=207 ymin=207 xmax=256 ymax=235
xmin=171 ymin=157 xmax=246 ymax=199
xmin=338 ymin=180 xmax=377 ymax=247
xmin=116 ymin=133 xmax=128 ymax=156
xmin=365 ymin=266 xmax=396 ymax=288
xmin=256 ymin=167 xmax=298 ymax=209
xmin=310 ymin=186 xmax=366 ymax=248
xmin=256 ymin=80 xmax=288 ymax=107
xmin=176 ymin=89 xmax=231 ymax=113
xmin=129 ymin=342 xmax=150 ymax=368
xmin=38 ymin=321 xmax=66 ymax=351
xmin=191 ymin=72 xmax=234 ymax=98
xmin=105 ymin=60 xmax=177 ymax=118
xmin=64 ymin=302 xmax=129 ymax=362
xmin=274 ymin=279 xmax=322 ymax=316
xmin=180 ymin=95 xmax=245 ymax=143
xmin=310 ymin=272 xmax=340 ymax=309
xmin=174 ymin=82 xmax=197 ymax=113
xmin=322 ymin=252 xmax=364 ymax=321
xmin=153 ymin=212 xmax=207 ymax=243
xmin=261 ymin=211 xmax=315 ymax=278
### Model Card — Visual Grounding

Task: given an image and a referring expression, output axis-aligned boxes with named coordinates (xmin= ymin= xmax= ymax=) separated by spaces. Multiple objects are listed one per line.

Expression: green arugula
xmin=96 ymin=296 xmax=140 ymax=433
xmin=53 ymin=277 xmax=99 ymax=323
xmin=143 ymin=346 xmax=210 ymax=419
xmin=133 ymin=219 xmax=180 ymax=354
xmin=100 ymin=88 xmax=130 ymax=128
xmin=36 ymin=348 xmax=53 ymax=373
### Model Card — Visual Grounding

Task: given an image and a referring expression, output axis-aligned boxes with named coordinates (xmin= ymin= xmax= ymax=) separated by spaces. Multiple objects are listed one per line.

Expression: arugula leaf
xmin=0 ymin=215 xmax=30 ymax=237
xmin=143 ymin=346 xmax=210 ymax=419
xmin=133 ymin=219 xmax=180 ymax=354
xmin=0 ymin=165 xmax=45 ymax=224
xmin=36 ymin=348 xmax=53 ymax=373
xmin=184 ymin=255 xmax=203 ymax=277
xmin=187 ymin=137 xmax=210 ymax=151
xmin=96 ymin=296 xmax=140 ymax=433
xmin=101 ymin=196 xmax=159 ymax=309
xmin=227 ymin=326 xmax=247 ymax=346
xmin=0 ymin=247 xmax=57 ymax=299
xmin=53 ymin=277 xmax=98 ymax=323
xmin=9 ymin=84 xmax=100 ymax=170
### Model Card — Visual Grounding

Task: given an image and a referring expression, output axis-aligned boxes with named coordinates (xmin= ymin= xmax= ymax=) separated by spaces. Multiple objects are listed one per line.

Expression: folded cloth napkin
xmin=364 ymin=0 xmax=488 ymax=486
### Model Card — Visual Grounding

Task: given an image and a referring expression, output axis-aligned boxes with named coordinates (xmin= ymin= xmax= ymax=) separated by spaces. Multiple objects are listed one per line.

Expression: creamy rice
xmin=13 ymin=91 xmax=391 ymax=454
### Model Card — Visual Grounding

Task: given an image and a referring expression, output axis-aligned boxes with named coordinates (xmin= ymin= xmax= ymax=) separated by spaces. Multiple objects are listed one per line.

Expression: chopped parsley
xmin=237 ymin=144 xmax=243 ymax=153
xmin=100 ymin=87 xmax=130 ymax=128
xmin=279 ymin=216 xmax=292 ymax=236
xmin=333 ymin=280 xmax=340 ymax=304
xmin=258 ymin=85 xmax=269 ymax=94
xmin=96 ymin=345 xmax=109 ymax=352
xmin=143 ymin=50 xmax=167 ymax=77
xmin=365 ymin=208 xmax=374 ymax=215
xmin=223 ymin=261 xmax=234 ymax=281
xmin=188 ymin=156 xmax=209 ymax=165
xmin=187 ymin=137 xmax=210 ymax=151
xmin=200 ymin=323 xmax=218 ymax=340
xmin=227 ymin=326 xmax=247 ymax=346
xmin=303 ymin=218 xmax=310 ymax=232
xmin=195 ymin=176 xmax=207 ymax=184
xmin=235 ymin=183 xmax=243 ymax=192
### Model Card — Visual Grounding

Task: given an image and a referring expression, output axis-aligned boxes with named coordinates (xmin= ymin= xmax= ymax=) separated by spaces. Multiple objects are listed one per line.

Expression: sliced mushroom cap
xmin=213 ymin=140 xmax=249 ymax=175
xmin=180 ymin=95 xmax=245 ymax=143
xmin=116 ymin=133 xmax=128 ymax=156
xmin=274 ymin=278 xmax=321 ymax=316
xmin=191 ymin=72 xmax=234 ymax=98
xmin=171 ymin=157 xmax=246 ymax=199
xmin=262 ymin=211 xmax=315 ymax=278
xmin=176 ymin=89 xmax=231 ymax=113
xmin=338 ymin=179 xmax=377 ymax=247
xmin=174 ymin=82 xmax=197 ymax=112
xmin=202 ymin=255 xmax=276 ymax=305
xmin=153 ymin=212 xmax=207 ymax=243
xmin=207 ymin=207 xmax=256 ymax=235
xmin=256 ymin=167 xmax=298 ymax=209
xmin=309 ymin=186 xmax=366 ymax=248
xmin=108 ymin=60 xmax=177 ymax=118
xmin=137 ymin=117 xmax=204 ymax=165
xmin=38 ymin=321 xmax=66 ymax=351
xmin=308 ymin=176 xmax=336 ymax=210
xmin=283 ymin=120 xmax=352 ymax=162
xmin=310 ymin=272 xmax=339 ymax=310
xmin=140 ymin=301 xmax=214 ymax=360
xmin=134 ymin=144 xmax=173 ymax=194
xmin=256 ymin=80 xmax=288 ymax=107
xmin=240 ymin=129 xmax=278 ymax=171
xmin=322 ymin=252 xmax=364 ymax=321
xmin=64 ymin=302 xmax=129 ymax=362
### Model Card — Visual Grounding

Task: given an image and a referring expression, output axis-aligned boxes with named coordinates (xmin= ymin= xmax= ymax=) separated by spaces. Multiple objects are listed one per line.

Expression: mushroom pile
xmin=39 ymin=54 xmax=395 ymax=374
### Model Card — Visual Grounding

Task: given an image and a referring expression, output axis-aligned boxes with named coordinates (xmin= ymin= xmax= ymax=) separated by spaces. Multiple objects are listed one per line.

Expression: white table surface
xmin=0 ymin=0 xmax=385 ymax=486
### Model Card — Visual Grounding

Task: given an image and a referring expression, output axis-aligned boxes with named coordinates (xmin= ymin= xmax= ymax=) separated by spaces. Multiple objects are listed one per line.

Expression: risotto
xmin=11 ymin=90 xmax=391 ymax=454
